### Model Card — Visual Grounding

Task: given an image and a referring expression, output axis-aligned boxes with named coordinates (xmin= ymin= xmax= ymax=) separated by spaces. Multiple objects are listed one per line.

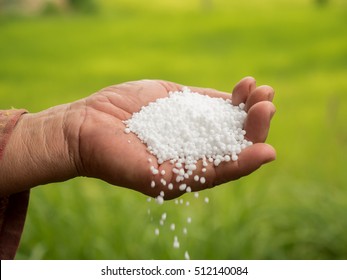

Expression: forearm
xmin=0 ymin=105 xmax=79 ymax=196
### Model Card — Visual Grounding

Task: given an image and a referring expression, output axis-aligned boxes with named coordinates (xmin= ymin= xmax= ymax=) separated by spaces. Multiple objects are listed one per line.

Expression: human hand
xmin=72 ymin=77 xmax=276 ymax=199
xmin=0 ymin=78 xmax=275 ymax=198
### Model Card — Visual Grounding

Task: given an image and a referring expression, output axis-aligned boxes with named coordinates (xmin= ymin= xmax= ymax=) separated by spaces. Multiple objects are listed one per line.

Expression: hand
xmin=0 ymin=78 xmax=275 ymax=199
xmin=72 ymin=77 xmax=276 ymax=199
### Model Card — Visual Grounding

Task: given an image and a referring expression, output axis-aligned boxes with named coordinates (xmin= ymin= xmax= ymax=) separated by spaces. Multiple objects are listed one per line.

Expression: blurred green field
xmin=1 ymin=0 xmax=347 ymax=259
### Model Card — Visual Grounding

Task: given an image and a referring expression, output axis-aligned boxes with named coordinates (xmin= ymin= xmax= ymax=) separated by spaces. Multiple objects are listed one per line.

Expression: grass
xmin=1 ymin=0 xmax=347 ymax=259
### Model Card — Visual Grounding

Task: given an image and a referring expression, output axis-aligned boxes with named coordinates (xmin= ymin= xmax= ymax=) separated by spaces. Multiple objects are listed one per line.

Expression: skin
xmin=0 ymin=77 xmax=276 ymax=199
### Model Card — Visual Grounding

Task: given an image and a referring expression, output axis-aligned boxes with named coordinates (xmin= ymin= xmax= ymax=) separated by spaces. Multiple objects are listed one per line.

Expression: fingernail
xmin=270 ymin=105 xmax=276 ymax=120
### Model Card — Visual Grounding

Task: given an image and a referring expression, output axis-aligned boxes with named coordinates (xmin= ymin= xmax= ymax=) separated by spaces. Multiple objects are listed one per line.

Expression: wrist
xmin=0 ymin=104 xmax=80 ymax=195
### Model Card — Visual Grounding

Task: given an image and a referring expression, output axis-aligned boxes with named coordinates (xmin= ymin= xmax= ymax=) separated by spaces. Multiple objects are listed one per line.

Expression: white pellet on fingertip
xmin=150 ymin=166 xmax=159 ymax=175
xmin=160 ymin=178 xmax=166 ymax=186
xmin=179 ymin=184 xmax=187 ymax=191
xmin=200 ymin=177 xmax=206 ymax=184
xmin=214 ymin=158 xmax=221 ymax=166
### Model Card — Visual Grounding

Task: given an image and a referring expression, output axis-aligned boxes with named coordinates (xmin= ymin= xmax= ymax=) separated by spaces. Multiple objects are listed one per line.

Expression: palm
xmin=76 ymin=78 xmax=276 ymax=199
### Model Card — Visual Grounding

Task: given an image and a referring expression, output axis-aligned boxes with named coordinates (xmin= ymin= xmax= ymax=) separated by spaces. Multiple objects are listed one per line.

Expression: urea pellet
xmin=124 ymin=87 xmax=252 ymax=259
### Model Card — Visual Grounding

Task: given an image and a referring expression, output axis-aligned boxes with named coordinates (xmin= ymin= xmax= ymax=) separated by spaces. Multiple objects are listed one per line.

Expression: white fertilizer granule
xmin=173 ymin=236 xmax=180 ymax=249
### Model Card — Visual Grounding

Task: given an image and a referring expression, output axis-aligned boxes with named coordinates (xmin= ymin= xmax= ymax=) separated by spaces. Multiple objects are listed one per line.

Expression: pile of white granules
xmin=123 ymin=87 xmax=253 ymax=259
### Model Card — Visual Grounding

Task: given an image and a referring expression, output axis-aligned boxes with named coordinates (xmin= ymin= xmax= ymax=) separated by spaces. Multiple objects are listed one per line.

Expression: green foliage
xmin=315 ymin=0 xmax=329 ymax=6
xmin=1 ymin=0 xmax=347 ymax=259
xmin=68 ymin=0 xmax=98 ymax=13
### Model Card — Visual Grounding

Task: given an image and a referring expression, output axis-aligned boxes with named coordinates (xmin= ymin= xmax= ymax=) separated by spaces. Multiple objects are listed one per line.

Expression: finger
xmin=244 ymin=101 xmax=276 ymax=143
xmin=231 ymin=76 xmax=257 ymax=106
xmin=245 ymin=85 xmax=275 ymax=111
xmin=213 ymin=143 xmax=276 ymax=186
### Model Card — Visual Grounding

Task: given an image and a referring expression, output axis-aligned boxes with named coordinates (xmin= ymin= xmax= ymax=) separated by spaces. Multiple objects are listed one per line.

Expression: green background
xmin=1 ymin=0 xmax=347 ymax=259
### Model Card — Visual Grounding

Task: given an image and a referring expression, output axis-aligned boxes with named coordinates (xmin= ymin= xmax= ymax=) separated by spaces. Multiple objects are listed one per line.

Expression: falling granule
xmin=204 ymin=197 xmax=209 ymax=204
xmin=156 ymin=196 xmax=164 ymax=205
xmin=173 ymin=236 xmax=180 ymax=249
xmin=155 ymin=228 xmax=160 ymax=236
xmin=184 ymin=251 xmax=190 ymax=260
xmin=170 ymin=223 xmax=175 ymax=231
xmin=183 ymin=227 xmax=188 ymax=235
xmin=187 ymin=217 xmax=192 ymax=224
